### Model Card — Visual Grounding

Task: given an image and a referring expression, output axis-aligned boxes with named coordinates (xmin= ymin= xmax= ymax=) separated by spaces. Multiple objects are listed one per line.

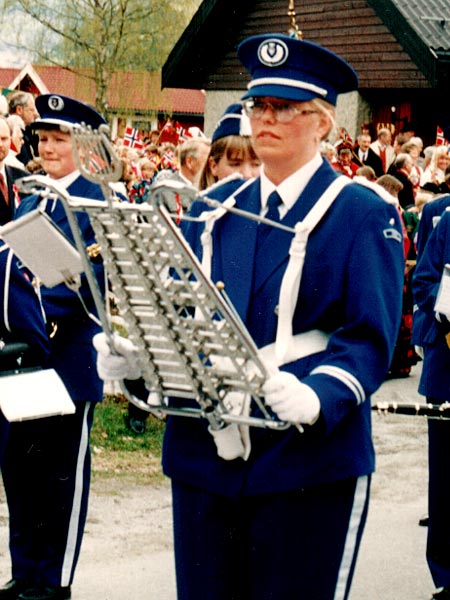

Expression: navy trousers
xmin=0 ymin=411 xmax=9 ymax=464
xmin=1 ymin=402 xmax=95 ymax=587
xmin=171 ymin=475 xmax=370 ymax=600
xmin=427 ymin=416 xmax=450 ymax=587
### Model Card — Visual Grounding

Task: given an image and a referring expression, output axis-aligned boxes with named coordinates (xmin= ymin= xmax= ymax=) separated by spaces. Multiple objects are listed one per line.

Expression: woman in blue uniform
xmin=0 ymin=242 xmax=50 ymax=462
xmin=198 ymin=102 xmax=261 ymax=190
xmin=0 ymin=95 xmax=108 ymax=600
xmin=97 ymin=34 xmax=405 ymax=599
xmin=413 ymin=207 xmax=450 ymax=600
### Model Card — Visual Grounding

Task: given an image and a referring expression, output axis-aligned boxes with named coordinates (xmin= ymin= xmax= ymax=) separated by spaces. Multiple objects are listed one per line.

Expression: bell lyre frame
xmin=17 ymin=124 xmax=290 ymax=433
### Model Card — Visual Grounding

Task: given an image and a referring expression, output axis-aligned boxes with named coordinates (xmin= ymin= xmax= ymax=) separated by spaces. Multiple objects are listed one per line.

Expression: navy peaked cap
xmin=211 ymin=103 xmax=252 ymax=143
xmin=33 ymin=94 xmax=107 ymax=130
xmin=238 ymin=33 xmax=358 ymax=106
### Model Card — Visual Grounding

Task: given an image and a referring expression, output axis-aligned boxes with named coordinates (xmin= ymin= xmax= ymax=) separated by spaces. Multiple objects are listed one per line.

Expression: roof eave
xmin=366 ymin=0 xmax=441 ymax=86
xmin=162 ymin=0 xmax=253 ymax=89
xmin=162 ymin=0 xmax=221 ymax=89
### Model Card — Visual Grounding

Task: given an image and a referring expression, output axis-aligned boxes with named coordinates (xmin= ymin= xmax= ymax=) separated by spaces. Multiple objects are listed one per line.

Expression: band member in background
xmin=413 ymin=206 xmax=450 ymax=600
xmin=96 ymin=33 xmax=405 ymax=599
xmin=0 ymin=94 xmax=108 ymax=600
xmin=199 ymin=102 xmax=261 ymax=190
xmin=0 ymin=242 xmax=50 ymax=463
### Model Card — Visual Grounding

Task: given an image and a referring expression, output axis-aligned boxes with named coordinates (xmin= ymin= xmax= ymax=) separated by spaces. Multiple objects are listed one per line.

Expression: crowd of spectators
xmin=320 ymin=122 xmax=450 ymax=379
xmin=321 ymin=122 xmax=450 ymax=247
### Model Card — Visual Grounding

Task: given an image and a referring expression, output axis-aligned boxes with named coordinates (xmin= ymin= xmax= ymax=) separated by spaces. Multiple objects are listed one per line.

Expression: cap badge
xmin=257 ymin=39 xmax=289 ymax=67
xmin=48 ymin=95 xmax=64 ymax=111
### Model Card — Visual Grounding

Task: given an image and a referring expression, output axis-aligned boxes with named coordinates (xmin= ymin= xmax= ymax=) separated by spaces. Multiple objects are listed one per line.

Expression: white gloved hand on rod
xmin=263 ymin=371 xmax=321 ymax=425
xmin=93 ymin=332 xmax=142 ymax=381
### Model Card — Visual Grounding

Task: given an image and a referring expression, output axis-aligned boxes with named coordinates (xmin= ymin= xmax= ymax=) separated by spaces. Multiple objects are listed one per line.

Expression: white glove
xmin=263 ymin=371 xmax=321 ymax=425
xmin=93 ymin=333 xmax=142 ymax=381
xmin=208 ymin=423 xmax=246 ymax=460
xmin=414 ymin=345 xmax=424 ymax=359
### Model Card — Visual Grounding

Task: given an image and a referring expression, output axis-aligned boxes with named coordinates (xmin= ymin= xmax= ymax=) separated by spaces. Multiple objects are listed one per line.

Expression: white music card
xmin=0 ymin=209 xmax=83 ymax=287
xmin=0 ymin=368 xmax=76 ymax=422
xmin=435 ymin=264 xmax=450 ymax=318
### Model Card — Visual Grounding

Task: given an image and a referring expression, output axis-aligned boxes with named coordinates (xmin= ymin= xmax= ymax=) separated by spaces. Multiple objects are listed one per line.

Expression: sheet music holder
xmin=84 ymin=192 xmax=283 ymax=429
xmin=0 ymin=208 xmax=83 ymax=288
xmin=435 ymin=263 xmax=450 ymax=319
xmin=13 ymin=167 xmax=287 ymax=431
xmin=0 ymin=368 xmax=75 ymax=422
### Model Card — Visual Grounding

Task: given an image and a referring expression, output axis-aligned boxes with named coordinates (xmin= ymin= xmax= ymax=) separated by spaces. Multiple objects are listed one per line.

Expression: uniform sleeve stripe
xmin=311 ymin=365 xmax=366 ymax=404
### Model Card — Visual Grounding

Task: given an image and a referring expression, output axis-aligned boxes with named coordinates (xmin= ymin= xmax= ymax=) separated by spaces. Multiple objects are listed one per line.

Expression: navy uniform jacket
xmin=162 ymin=159 xmax=405 ymax=498
xmin=15 ymin=175 xmax=105 ymax=403
xmin=413 ymin=209 xmax=450 ymax=401
xmin=0 ymin=242 xmax=50 ymax=458
xmin=412 ymin=194 xmax=450 ymax=348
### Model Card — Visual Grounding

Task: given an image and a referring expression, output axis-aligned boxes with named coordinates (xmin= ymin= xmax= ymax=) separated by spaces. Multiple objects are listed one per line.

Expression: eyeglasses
xmin=242 ymin=99 xmax=318 ymax=123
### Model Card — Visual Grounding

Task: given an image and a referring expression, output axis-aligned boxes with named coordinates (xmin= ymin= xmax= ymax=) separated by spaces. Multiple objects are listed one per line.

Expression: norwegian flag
xmin=160 ymin=149 xmax=177 ymax=169
xmin=123 ymin=127 xmax=144 ymax=150
xmin=89 ymin=151 xmax=107 ymax=174
xmin=159 ymin=120 xmax=179 ymax=144
xmin=175 ymin=193 xmax=183 ymax=225
xmin=339 ymin=127 xmax=353 ymax=147
xmin=436 ymin=126 xmax=448 ymax=146
xmin=175 ymin=122 xmax=192 ymax=143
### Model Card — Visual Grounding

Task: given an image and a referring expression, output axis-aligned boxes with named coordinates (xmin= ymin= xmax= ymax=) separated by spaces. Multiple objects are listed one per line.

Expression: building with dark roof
xmin=162 ymin=0 xmax=450 ymax=145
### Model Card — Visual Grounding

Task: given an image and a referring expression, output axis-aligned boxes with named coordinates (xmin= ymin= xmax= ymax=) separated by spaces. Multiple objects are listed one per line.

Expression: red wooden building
xmin=0 ymin=64 xmax=205 ymax=140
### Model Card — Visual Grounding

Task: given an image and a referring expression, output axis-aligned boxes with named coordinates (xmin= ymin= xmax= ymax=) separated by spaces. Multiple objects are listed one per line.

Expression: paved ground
xmin=0 ymin=363 xmax=440 ymax=598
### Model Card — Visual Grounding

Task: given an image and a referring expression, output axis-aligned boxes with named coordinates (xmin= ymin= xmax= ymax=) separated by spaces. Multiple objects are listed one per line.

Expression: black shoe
xmin=0 ymin=580 xmax=29 ymax=599
xmin=18 ymin=587 xmax=71 ymax=600
xmin=419 ymin=514 xmax=429 ymax=527
xmin=432 ymin=587 xmax=450 ymax=599
xmin=128 ymin=416 xmax=146 ymax=434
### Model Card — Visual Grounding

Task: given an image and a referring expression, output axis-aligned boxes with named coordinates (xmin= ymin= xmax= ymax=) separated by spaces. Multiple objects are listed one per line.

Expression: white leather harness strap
xmin=273 ymin=176 xmax=351 ymax=366
xmin=199 ymin=178 xmax=255 ymax=278
xmin=198 ymin=175 xmax=351 ymax=366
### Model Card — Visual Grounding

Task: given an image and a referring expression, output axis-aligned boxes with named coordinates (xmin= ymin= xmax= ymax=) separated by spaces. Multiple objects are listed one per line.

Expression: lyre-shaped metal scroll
xmin=71 ymin=123 xmax=123 ymax=205
xmin=15 ymin=124 xmax=288 ymax=431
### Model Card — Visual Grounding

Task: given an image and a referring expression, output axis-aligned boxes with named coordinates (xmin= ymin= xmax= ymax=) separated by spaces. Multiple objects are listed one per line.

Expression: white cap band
xmin=247 ymin=77 xmax=328 ymax=98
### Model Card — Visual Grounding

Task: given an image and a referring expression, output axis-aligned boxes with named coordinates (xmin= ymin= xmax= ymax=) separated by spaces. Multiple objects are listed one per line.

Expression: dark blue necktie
xmin=256 ymin=190 xmax=282 ymax=250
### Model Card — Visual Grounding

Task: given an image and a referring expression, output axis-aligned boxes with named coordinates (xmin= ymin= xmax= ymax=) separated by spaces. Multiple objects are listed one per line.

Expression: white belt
xmin=259 ymin=329 xmax=330 ymax=369
xmin=211 ymin=329 xmax=330 ymax=462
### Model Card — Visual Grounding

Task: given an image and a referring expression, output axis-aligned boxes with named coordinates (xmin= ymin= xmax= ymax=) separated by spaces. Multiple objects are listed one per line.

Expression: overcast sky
xmin=0 ymin=10 xmax=38 ymax=69
xmin=0 ymin=44 xmax=32 ymax=68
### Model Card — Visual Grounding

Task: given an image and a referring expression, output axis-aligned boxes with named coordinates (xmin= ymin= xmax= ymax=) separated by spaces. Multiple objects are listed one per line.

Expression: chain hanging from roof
xmin=287 ymin=0 xmax=303 ymax=39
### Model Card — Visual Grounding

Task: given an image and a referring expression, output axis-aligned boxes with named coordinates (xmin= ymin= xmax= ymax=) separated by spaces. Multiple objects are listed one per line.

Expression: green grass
xmin=90 ymin=394 xmax=166 ymax=483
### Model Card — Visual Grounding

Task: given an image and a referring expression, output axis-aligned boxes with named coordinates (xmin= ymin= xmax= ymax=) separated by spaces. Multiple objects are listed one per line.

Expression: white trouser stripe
xmin=61 ymin=402 xmax=91 ymax=586
xmin=334 ymin=475 xmax=369 ymax=600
